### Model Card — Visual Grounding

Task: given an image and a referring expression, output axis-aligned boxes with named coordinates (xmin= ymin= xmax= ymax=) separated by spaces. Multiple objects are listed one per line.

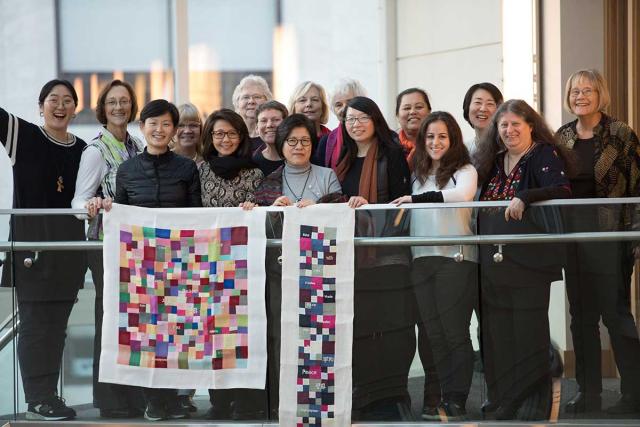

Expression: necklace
xmin=283 ymin=166 xmax=312 ymax=202
xmin=42 ymin=127 xmax=75 ymax=193
xmin=505 ymin=143 xmax=536 ymax=175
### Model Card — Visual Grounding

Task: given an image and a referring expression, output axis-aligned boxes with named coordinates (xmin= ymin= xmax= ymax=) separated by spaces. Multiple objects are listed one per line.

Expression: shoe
xmin=26 ymin=395 xmax=76 ymax=421
xmin=144 ymin=401 xmax=167 ymax=421
xmin=495 ymin=403 xmax=517 ymax=420
xmin=206 ymin=405 xmax=231 ymax=420
xmin=99 ymin=407 xmax=143 ymax=418
xmin=166 ymin=399 xmax=190 ymax=419
xmin=440 ymin=401 xmax=467 ymax=421
xmin=564 ymin=392 xmax=601 ymax=413
xmin=177 ymin=394 xmax=197 ymax=412
xmin=606 ymin=394 xmax=640 ymax=415
xmin=481 ymin=399 xmax=498 ymax=414
xmin=421 ymin=405 xmax=440 ymax=421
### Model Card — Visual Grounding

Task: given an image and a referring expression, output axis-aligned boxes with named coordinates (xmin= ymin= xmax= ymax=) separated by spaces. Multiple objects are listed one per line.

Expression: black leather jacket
xmin=115 ymin=149 xmax=202 ymax=208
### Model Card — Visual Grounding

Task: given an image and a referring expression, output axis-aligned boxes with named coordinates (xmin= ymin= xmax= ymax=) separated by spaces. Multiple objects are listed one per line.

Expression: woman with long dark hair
xmin=393 ymin=111 xmax=478 ymax=421
xmin=335 ymin=96 xmax=414 ymax=421
xmin=474 ymin=99 xmax=571 ymax=420
xmin=462 ymin=82 xmax=503 ymax=154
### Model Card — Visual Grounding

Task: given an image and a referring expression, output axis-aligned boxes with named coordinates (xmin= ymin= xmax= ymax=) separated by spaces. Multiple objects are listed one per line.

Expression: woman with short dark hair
xmin=114 ymin=99 xmax=201 ymax=420
xmin=335 ymin=96 xmax=414 ymax=421
xmin=71 ymin=79 xmax=145 ymax=418
xmin=1 ymin=79 xmax=87 ymax=420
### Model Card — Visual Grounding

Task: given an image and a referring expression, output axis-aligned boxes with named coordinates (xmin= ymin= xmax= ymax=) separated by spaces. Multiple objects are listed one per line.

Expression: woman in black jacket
xmin=474 ymin=99 xmax=571 ymax=420
xmin=334 ymin=96 xmax=414 ymax=421
xmin=114 ymin=99 xmax=201 ymax=420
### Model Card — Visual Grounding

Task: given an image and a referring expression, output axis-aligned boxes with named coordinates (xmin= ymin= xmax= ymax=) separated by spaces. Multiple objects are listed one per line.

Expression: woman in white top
xmin=393 ymin=111 xmax=478 ymax=421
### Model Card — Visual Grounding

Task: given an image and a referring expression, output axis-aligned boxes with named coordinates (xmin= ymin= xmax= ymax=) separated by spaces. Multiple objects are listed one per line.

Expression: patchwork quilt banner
xmin=100 ymin=203 xmax=267 ymax=389
xmin=279 ymin=204 xmax=355 ymax=427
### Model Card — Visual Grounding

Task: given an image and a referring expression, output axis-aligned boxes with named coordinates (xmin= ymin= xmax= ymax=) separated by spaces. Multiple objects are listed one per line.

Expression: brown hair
xmin=95 ymin=79 xmax=138 ymax=124
xmin=473 ymin=99 xmax=574 ymax=183
xmin=413 ymin=111 xmax=470 ymax=188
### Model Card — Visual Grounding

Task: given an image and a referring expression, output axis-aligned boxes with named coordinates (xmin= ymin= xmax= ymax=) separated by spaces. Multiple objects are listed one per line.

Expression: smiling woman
xmin=0 ymin=79 xmax=86 ymax=420
xmin=71 ymin=79 xmax=145 ymax=418
xmin=556 ymin=69 xmax=640 ymax=416
xmin=462 ymin=82 xmax=504 ymax=154
xmin=288 ymin=81 xmax=330 ymax=140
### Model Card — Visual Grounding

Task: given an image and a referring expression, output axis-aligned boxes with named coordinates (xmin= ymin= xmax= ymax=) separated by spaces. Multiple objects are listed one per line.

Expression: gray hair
xmin=232 ymin=74 xmax=273 ymax=110
xmin=330 ymin=78 xmax=367 ymax=105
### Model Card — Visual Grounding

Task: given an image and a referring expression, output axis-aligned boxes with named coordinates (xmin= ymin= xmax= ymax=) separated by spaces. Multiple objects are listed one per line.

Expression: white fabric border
xmin=279 ymin=204 xmax=355 ymax=427
xmin=100 ymin=203 xmax=267 ymax=389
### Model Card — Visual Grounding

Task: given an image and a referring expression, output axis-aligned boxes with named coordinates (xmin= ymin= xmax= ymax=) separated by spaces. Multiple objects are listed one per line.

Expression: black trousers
xmin=412 ymin=257 xmax=477 ymax=406
xmin=565 ymin=241 xmax=640 ymax=396
xmin=480 ymin=265 xmax=552 ymax=407
xmin=352 ymin=264 xmax=416 ymax=410
xmin=88 ymin=249 xmax=145 ymax=410
xmin=18 ymin=299 xmax=75 ymax=403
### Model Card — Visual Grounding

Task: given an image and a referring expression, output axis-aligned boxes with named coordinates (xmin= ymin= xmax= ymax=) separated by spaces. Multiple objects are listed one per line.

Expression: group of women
xmin=1 ymin=68 xmax=639 ymax=422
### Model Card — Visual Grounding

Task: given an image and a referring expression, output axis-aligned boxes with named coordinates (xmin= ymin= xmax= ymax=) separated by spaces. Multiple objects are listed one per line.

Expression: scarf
xmin=326 ymin=125 xmax=344 ymax=170
xmin=336 ymin=141 xmax=379 ymax=203
xmin=398 ymin=129 xmax=415 ymax=170
xmin=207 ymin=156 xmax=257 ymax=180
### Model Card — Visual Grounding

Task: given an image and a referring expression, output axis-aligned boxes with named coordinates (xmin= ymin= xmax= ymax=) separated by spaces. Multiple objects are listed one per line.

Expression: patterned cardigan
xmin=556 ymin=113 xmax=640 ymax=230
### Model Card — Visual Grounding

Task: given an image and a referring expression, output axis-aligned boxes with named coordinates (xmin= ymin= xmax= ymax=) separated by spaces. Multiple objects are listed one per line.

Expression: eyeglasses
xmin=45 ymin=98 xmax=75 ymax=108
xmin=285 ymin=137 xmax=312 ymax=147
xmin=212 ymin=130 xmax=240 ymax=140
xmin=105 ymin=99 xmax=131 ymax=108
xmin=345 ymin=115 xmax=371 ymax=125
xmin=569 ymin=88 xmax=596 ymax=98
xmin=240 ymin=94 xmax=266 ymax=102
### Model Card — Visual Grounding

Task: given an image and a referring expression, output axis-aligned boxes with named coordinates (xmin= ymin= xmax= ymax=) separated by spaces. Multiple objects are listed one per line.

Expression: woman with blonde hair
xmin=288 ymin=81 xmax=331 ymax=141
xmin=557 ymin=68 xmax=640 ymax=415
xmin=172 ymin=103 xmax=204 ymax=166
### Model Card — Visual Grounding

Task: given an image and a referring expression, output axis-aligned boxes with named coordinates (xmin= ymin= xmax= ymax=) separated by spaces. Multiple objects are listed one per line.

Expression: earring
xmin=39 ymin=112 xmax=44 ymax=117
xmin=72 ymin=114 xmax=76 ymax=119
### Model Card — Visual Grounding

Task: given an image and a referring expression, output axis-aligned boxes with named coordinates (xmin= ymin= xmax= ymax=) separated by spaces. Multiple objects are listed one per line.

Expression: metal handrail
xmin=0 ymin=231 xmax=639 ymax=252
xmin=0 ymin=313 xmax=19 ymax=353
xmin=0 ymin=197 xmax=639 ymax=215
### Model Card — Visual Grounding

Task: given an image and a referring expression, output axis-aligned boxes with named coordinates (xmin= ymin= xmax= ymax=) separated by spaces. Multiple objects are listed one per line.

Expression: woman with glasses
xmin=199 ymin=109 xmax=263 ymax=209
xmin=288 ymin=81 xmax=331 ymax=141
xmin=71 ymin=79 xmax=145 ymax=418
xmin=232 ymin=75 xmax=273 ymax=150
xmin=314 ymin=78 xmax=367 ymax=168
xmin=172 ymin=103 xmax=204 ymax=167
xmin=335 ymin=96 xmax=414 ymax=421
xmin=395 ymin=88 xmax=432 ymax=167
xmin=0 ymin=79 xmax=86 ymax=421
xmin=557 ymin=69 xmax=640 ymax=415
xmin=199 ymin=108 xmax=265 ymax=420
xmin=247 ymin=114 xmax=343 ymax=419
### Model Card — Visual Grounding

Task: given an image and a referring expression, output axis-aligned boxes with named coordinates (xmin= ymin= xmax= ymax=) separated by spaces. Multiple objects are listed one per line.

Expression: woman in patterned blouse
xmin=473 ymin=99 xmax=571 ymax=421
xmin=199 ymin=109 xmax=264 ymax=208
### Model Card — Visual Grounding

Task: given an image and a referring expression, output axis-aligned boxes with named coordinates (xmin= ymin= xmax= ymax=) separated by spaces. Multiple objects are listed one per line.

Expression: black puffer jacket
xmin=115 ymin=149 xmax=202 ymax=208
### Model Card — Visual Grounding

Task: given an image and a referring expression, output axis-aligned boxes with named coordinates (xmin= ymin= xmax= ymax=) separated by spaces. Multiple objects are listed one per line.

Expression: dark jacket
xmin=479 ymin=143 xmax=571 ymax=280
xmin=557 ymin=113 xmax=640 ymax=231
xmin=115 ymin=149 xmax=202 ymax=208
